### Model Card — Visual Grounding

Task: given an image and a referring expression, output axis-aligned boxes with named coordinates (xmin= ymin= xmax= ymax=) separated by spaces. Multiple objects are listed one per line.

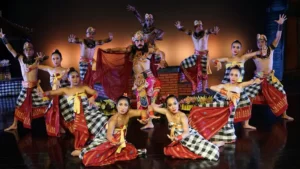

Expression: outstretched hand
xmin=275 ymin=14 xmax=287 ymax=25
xmin=36 ymin=52 xmax=45 ymax=61
xmin=254 ymin=78 xmax=263 ymax=84
xmin=213 ymin=26 xmax=220 ymax=34
xmin=0 ymin=28 xmax=5 ymax=38
xmin=127 ymin=5 xmax=136 ymax=12
xmin=108 ymin=32 xmax=113 ymax=40
xmin=155 ymin=61 xmax=166 ymax=70
xmin=68 ymin=34 xmax=77 ymax=43
xmin=175 ymin=21 xmax=183 ymax=29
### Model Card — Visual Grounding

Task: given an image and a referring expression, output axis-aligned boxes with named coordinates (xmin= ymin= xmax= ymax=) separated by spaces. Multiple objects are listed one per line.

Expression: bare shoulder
xmin=179 ymin=112 xmax=188 ymax=119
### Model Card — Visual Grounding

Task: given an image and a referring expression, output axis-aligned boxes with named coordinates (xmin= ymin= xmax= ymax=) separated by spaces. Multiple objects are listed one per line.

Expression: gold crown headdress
xmin=194 ymin=20 xmax=203 ymax=26
xmin=257 ymin=34 xmax=267 ymax=41
xmin=132 ymin=31 xmax=144 ymax=41
xmin=86 ymin=27 xmax=96 ymax=34
xmin=23 ymin=42 xmax=33 ymax=49
xmin=145 ymin=13 xmax=153 ymax=19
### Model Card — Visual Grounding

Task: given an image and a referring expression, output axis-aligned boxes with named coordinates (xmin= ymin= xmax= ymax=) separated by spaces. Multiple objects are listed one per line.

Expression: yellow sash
xmin=170 ymin=123 xmax=182 ymax=138
xmin=115 ymin=125 xmax=127 ymax=153
xmin=51 ymin=73 xmax=62 ymax=90
xmin=67 ymin=92 xmax=87 ymax=114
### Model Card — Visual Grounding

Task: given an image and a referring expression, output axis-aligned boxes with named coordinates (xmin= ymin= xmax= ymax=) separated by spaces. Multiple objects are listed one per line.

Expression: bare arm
xmin=272 ymin=14 xmax=287 ymax=48
xmin=0 ymin=29 xmax=20 ymax=58
xmin=150 ymin=104 xmax=168 ymax=115
xmin=37 ymin=65 xmax=53 ymax=72
xmin=95 ymin=32 xmax=113 ymax=46
xmin=241 ymin=51 xmax=261 ymax=61
xmin=210 ymin=84 xmax=225 ymax=93
xmin=174 ymin=21 xmax=192 ymax=36
xmin=154 ymin=28 xmax=164 ymax=41
xmin=179 ymin=113 xmax=190 ymax=139
xmin=128 ymin=109 xmax=147 ymax=118
xmin=45 ymin=88 xmax=66 ymax=96
xmin=211 ymin=57 xmax=229 ymax=63
xmin=127 ymin=5 xmax=144 ymax=25
xmin=239 ymin=78 xmax=262 ymax=88
xmin=106 ymin=117 xmax=117 ymax=142
xmin=84 ymin=86 xmax=97 ymax=96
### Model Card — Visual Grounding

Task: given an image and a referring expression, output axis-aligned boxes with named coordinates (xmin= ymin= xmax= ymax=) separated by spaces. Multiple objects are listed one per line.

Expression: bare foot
xmin=213 ymin=141 xmax=225 ymax=147
xmin=282 ymin=114 xmax=294 ymax=121
xmin=141 ymin=122 xmax=154 ymax=130
xmin=71 ymin=150 xmax=81 ymax=156
xmin=4 ymin=124 xmax=17 ymax=132
xmin=243 ymin=124 xmax=257 ymax=130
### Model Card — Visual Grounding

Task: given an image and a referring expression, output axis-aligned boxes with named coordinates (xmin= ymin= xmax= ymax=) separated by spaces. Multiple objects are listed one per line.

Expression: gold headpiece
xmin=194 ymin=20 xmax=203 ymax=26
xmin=23 ymin=42 xmax=33 ymax=49
xmin=86 ymin=27 xmax=96 ymax=34
xmin=257 ymin=34 xmax=267 ymax=41
xmin=123 ymin=93 xmax=128 ymax=97
xmin=145 ymin=13 xmax=153 ymax=19
xmin=132 ymin=31 xmax=144 ymax=41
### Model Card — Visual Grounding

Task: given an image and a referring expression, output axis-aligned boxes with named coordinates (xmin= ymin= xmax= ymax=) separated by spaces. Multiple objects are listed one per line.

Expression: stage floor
xmin=0 ymin=94 xmax=299 ymax=169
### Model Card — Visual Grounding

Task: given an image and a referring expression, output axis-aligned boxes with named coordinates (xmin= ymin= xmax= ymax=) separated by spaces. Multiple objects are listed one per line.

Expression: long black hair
xmin=231 ymin=40 xmax=242 ymax=47
xmin=165 ymin=94 xmax=178 ymax=104
xmin=67 ymin=67 xmax=79 ymax=77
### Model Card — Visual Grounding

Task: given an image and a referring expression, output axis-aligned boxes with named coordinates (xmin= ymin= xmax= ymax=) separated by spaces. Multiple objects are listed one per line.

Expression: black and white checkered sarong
xmin=171 ymin=125 xmax=220 ymax=161
xmin=16 ymin=87 xmax=49 ymax=107
xmin=0 ymin=80 xmax=22 ymax=97
xmin=181 ymin=54 xmax=208 ymax=74
xmin=79 ymin=62 xmax=89 ymax=81
xmin=68 ymin=96 xmax=108 ymax=135
xmin=79 ymin=131 xmax=107 ymax=159
xmin=44 ymin=95 xmax=73 ymax=122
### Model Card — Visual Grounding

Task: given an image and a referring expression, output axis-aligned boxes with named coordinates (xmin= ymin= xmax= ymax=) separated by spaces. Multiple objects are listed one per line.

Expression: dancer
xmin=245 ymin=14 xmax=293 ymax=121
xmin=127 ymin=4 xmax=164 ymax=46
xmin=149 ymin=95 xmax=220 ymax=161
xmin=68 ymin=27 xmax=113 ymax=87
xmin=212 ymin=40 xmax=260 ymax=129
xmin=0 ymin=28 xmax=49 ymax=131
xmin=80 ymin=95 xmax=150 ymax=166
xmin=41 ymin=68 xmax=108 ymax=156
xmin=132 ymin=73 xmax=149 ymax=109
xmin=37 ymin=49 xmax=73 ymax=136
xmin=104 ymin=30 xmax=166 ymax=129
xmin=175 ymin=20 xmax=219 ymax=94
xmin=189 ymin=66 xmax=262 ymax=144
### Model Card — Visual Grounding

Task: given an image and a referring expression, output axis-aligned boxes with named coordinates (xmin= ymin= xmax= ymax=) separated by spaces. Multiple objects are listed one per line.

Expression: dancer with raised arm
xmin=212 ymin=40 xmax=261 ymax=129
xmin=150 ymin=95 xmax=220 ymax=161
xmin=68 ymin=27 xmax=113 ymax=87
xmin=245 ymin=14 xmax=293 ymax=121
xmin=189 ymin=66 xmax=262 ymax=144
xmin=175 ymin=20 xmax=219 ymax=94
xmin=0 ymin=28 xmax=49 ymax=131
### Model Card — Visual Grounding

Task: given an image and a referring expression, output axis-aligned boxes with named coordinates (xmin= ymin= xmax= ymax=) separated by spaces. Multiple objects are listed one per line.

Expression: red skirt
xmin=82 ymin=133 xmax=138 ymax=166
xmin=164 ymin=141 xmax=203 ymax=159
xmin=234 ymin=105 xmax=252 ymax=123
xmin=189 ymin=105 xmax=232 ymax=140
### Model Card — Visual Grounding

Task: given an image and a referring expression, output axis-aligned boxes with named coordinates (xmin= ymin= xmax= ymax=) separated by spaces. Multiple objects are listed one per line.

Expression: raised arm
xmin=241 ymin=51 xmax=261 ymax=61
xmin=272 ymin=14 xmax=287 ymax=48
xmin=95 ymin=32 xmax=113 ymax=45
xmin=127 ymin=5 xmax=144 ymax=25
xmin=175 ymin=21 xmax=193 ymax=36
xmin=128 ymin=109 xmax=147 ymax=118
xmin=44 ymin=88 xmax=66 ymax=97
xmin=154 ymin=28 xmax=164 ymax=41
xmin=68 ymin=34 xmax=83 ymax=44
xmin=0 ymin=28 xmax=20 ymax=58
xmin=210 ymin=84 xmax=225 ymax=93
xmin=150 ymin=103 xmax=168 ymax=115
xmin=37 ymin=65 xmax=52 ymax=72
xmin=206 ymin=26 xmax=220 ymax=35
xmin=239 ymin=78 xmax=262 ymax=88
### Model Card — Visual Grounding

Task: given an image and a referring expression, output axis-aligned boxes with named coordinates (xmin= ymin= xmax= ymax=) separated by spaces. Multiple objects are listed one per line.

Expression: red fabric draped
xmin=73 ymin=101 xmax=90 ymax=150
xmin=93 ymin=48 xmax=132 ymax=101
xmin=82 ymin=63 xmax=94 ymax=88
xmin=260 ymin=80 xmax=288 ymax=116
xmin=45 ymin=96 xmax=61 ymax=137
xmin=82 ymin=132 xmax=138 ymax=166
xmin=234 ymin=105 xmax=252 ymax=123
xmin=164 ymin=141 xmax=203 ymax=159
xmin=188 ymin=105 xmax=233 ymax=140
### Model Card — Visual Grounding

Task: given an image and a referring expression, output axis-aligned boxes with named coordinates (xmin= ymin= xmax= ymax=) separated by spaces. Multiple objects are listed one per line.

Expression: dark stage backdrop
xmin=1 ymin=0 xmax=269 ymax=89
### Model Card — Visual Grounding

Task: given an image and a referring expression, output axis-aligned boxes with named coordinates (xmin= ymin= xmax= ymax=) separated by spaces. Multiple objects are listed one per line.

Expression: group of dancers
xmin=0 ymin=4 xmax=294 ymax=166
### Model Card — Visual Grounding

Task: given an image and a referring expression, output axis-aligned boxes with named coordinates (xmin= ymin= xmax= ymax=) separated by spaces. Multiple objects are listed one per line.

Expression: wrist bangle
xmin=220 ymin=88 xmax=228 ymax=96
xmin=176 ymin=135 xmax=183 ymax=141
xmin=2 ymin=37 xmax=8 ymax=45
xmin=92 ymin=93 xmax=98 ymax=99
xmin=149 ymin=111 xmax=154 ymax=116
xmin=278 ymin=24 xmax=283 ymax=31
